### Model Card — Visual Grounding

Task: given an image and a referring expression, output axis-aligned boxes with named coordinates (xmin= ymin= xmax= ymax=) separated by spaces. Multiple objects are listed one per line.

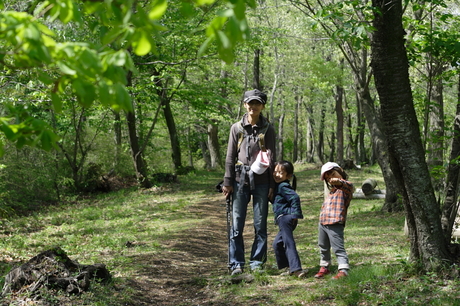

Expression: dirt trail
xmin=125 ymin=194 xmax=236 ymax=306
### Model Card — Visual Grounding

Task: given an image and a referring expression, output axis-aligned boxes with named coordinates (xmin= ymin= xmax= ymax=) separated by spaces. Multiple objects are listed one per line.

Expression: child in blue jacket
xmin=272 ymin=160 xmax=306 ymax=277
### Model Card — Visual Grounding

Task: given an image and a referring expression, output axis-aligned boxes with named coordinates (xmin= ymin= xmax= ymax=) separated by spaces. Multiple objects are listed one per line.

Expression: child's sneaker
xmin=332 ymin=270 xmax=348 ymax=280
xmin=314 ymin=266 xmax=330 ymax=278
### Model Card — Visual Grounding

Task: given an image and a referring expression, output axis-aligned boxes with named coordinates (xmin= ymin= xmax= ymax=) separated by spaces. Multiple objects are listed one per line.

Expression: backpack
xmin=234 ymin=118 xmax=270 ymax=191
xmin=236 ymin=119 xmax=270 ymax=154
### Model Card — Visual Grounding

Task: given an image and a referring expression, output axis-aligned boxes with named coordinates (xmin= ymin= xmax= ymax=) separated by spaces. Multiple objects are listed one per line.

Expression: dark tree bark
xmin=335 ymin=83 xmax=344 ymax=166
xmin=426 ymin=62 xmax=445 ymax=192
xmin=151 ymin=68 xmax=182 ymax=172
xmin=126 ymin=109 xmax=152 ymax=188
xmin=113 ymin=110 xmax=122 ymax=170
xmin=162 ymin=100 xmax=182 ymax=171
xmin=277 ymin=98 xmax=285 ymax=161
xmin=293 ymin=95 xmax=301 ymax=162
xmin=371 ymin=0 xmax=451 ymax=270
xmin=356 ymin=97 xmax=367 ymax=165
xmin=305 ymin=103 xmax=316 ymax=163
xmin=126 ymin=71 xmax=152 ymax=188
xmin=358 ymin=84 xmax=402 ymax=212
xmin=348 ymin=46 xmax=402 ymax=212
xmin=208 ymin=121 xmax=221 ymax=169
xmin=253 ymin=49 xmax=261 ymax=90
xmin=318 ymin=103 xmax=326 ymax=163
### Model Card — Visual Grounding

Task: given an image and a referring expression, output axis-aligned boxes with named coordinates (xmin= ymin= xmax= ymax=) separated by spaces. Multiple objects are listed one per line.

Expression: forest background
xmin=2 ymin=0 xmax=460 ymax=296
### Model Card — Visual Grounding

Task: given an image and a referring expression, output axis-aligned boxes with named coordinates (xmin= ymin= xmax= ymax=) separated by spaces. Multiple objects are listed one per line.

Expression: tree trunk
xmin=113 ymin=110 xmax=122 ymax=170
xmin=347 ymin=94 xmax=358 ymax=163
xmin=207 ymin=121 xmax=221 ymax=169
xmin=426 ymin=62 xmax=445 ymax=192
xmin=186 ymin=126 xmax=193 ymax=168
xmin=359 ymin=85 xmax=402 ymax=212
xmin=293 ymin=95 xmax=301 ymax=162
xmin=151 ymin=68 xmax=182 ymax=172
xmin=371 ymin=0 xmax=451 ymax=270
xmin=318 ymin=103 xmax=326 ymax=163
xmin=162 ymin=100 xmax=182 ymax=171
xmin=357 ymin=97 xmax=367 ymax=165
xmin=305 ymin=104 xmax=315 ymax=163
xmin=335 ymin=84 xmax=344 ymax=166
xmin=441 ymin=74 xmax=460 ymax=242
xmin=125 ymin=71 xmax=152 ymax=188
xmin=126 ymin=109 xmax=152 ymax=188
xmin=329 ymin=130 xmax=336 ymax=162
xmin=351 ymin=45 xmax=402 ymax=212
xmin=277 ymin=98 xmax=285 ymax=161
xmin=253 ymin=49 xmax=261 ymax=90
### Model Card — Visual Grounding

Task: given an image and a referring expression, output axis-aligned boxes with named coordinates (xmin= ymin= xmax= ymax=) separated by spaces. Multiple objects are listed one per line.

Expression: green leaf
xmin=108 ymin=50 xmax=127 ymax=66
xmin=0 ymin=119 xmax=15 ymax=140
xmin=232 ymin=0 xmax=246 ymax=20
xmin=102 ymin=26 xmax=125 ymax=45
xmin=180 ymin=2 xmax=195 ymax=18
xmin=16 ymin=136 xmax=26 ymax=149
xmin=113 ymin=83 xmax=133 ymax=112
xmin=132 ymin=30 xmax=152 ymax=56
xmin=39 ymin=130 xmax=59 ymax=151
xmin=149 ymin=0 xmax=168 ymax=20
xmin=59 ymin=0 xmax=75 ymax=23
xmin=216 ymin=30 xmax=230 ymax=49
xmin=195 ymin=0 xmax=216 ymax=5
xmin=98 ymin=82 xmax=111 ymax=107
xmin=80 ymin=49 xmax=100 ymax=71
xmin=38 ymin=71 xmax=54 ymax=85
xmin=51 ymin=92 xmax=62 ymax=113
xmin=104 ymin=65 xmax=127 ymax=84
xmin=246 ymin=0 xmax=257 ymax=9
xmin=82 ymin=1 xmax=104 ymax=14
xmin=72 ymin=78 xmax=96 ymax=107
xmin=198 ymin=37 xmax=213 ymax=57
xmin=57 ymin=62 xmax=76 ymax=75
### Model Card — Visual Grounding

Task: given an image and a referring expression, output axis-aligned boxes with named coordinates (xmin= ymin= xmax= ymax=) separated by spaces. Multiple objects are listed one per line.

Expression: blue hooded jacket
xmin=272 ymin=181 xmax=303 ymax=223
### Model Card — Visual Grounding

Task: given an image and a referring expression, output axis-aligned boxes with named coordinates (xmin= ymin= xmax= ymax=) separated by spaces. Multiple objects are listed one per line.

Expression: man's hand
xmin=222 ymin=185 xmax=233 ymax=197
xmin=268 ymin=188 xmax=274 ymax=202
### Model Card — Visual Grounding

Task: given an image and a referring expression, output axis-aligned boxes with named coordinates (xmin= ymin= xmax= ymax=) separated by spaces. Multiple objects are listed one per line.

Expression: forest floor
xmin=2 ymin=165 xmax=460 ymax=305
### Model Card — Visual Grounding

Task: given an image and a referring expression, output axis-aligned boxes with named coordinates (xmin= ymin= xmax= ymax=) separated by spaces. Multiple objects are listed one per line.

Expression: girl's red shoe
xmin=314 ymin=267 xmax=330 ymax=278
xmin=332 ymin=270 xmax=348 ymax=279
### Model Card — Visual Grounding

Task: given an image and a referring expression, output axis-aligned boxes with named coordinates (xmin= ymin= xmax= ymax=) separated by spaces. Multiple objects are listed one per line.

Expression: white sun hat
xmin=320 ymin=162 xmax=340 ymax=180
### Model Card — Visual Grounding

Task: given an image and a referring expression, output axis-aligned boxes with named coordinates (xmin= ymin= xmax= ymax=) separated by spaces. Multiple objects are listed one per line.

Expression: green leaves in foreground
xmin=0 ymin=0 xmax=255 ymax=151
xmin=0 ymin=114 xmax=60 ymax=155
xmin=199 ymin=0 xmax=252 ymax=63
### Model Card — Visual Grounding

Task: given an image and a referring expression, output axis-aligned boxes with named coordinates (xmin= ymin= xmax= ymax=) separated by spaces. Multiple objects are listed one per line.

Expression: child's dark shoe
xmin=231 ymin=268 xmax=243 ymax=276
xmin=292 ymin=269 xmax=308 ymax=278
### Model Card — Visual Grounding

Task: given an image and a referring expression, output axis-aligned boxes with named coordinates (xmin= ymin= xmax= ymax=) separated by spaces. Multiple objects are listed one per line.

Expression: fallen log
xmin=353 ymin=188 xmax=386 ymax=199
xmin=361 ymin=178 xmax=378 ymax=195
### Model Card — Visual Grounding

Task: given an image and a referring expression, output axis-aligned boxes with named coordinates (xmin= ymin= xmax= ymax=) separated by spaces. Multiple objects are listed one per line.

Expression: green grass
xmin=1 ymin=163 xmax=460 ymax=305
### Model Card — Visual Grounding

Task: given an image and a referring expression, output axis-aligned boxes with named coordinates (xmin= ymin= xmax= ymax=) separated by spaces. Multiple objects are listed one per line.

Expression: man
xmin=222 ymin=89 xmax=276 ymax=275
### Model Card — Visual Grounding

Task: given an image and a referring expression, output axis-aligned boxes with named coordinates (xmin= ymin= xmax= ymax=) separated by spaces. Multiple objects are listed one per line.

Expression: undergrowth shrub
xmin=0 ymin=146 xmax=58 ymax=215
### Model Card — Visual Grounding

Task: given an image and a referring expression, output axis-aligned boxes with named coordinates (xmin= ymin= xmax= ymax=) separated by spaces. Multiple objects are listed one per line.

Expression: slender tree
xmin=371 ymin=0 xmax=451 ymax=270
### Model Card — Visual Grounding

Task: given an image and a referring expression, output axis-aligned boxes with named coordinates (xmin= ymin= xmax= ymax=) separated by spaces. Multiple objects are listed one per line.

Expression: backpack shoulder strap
xmin=237 ymin=121 xmax=245 ymax=152
xmin=258 ymin=120 xmax=270 ymax=152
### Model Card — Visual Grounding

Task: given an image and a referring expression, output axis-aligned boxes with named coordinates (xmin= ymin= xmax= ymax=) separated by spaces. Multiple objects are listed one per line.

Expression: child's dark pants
xmin=272 ymin=214 xmax=302 ymax=273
